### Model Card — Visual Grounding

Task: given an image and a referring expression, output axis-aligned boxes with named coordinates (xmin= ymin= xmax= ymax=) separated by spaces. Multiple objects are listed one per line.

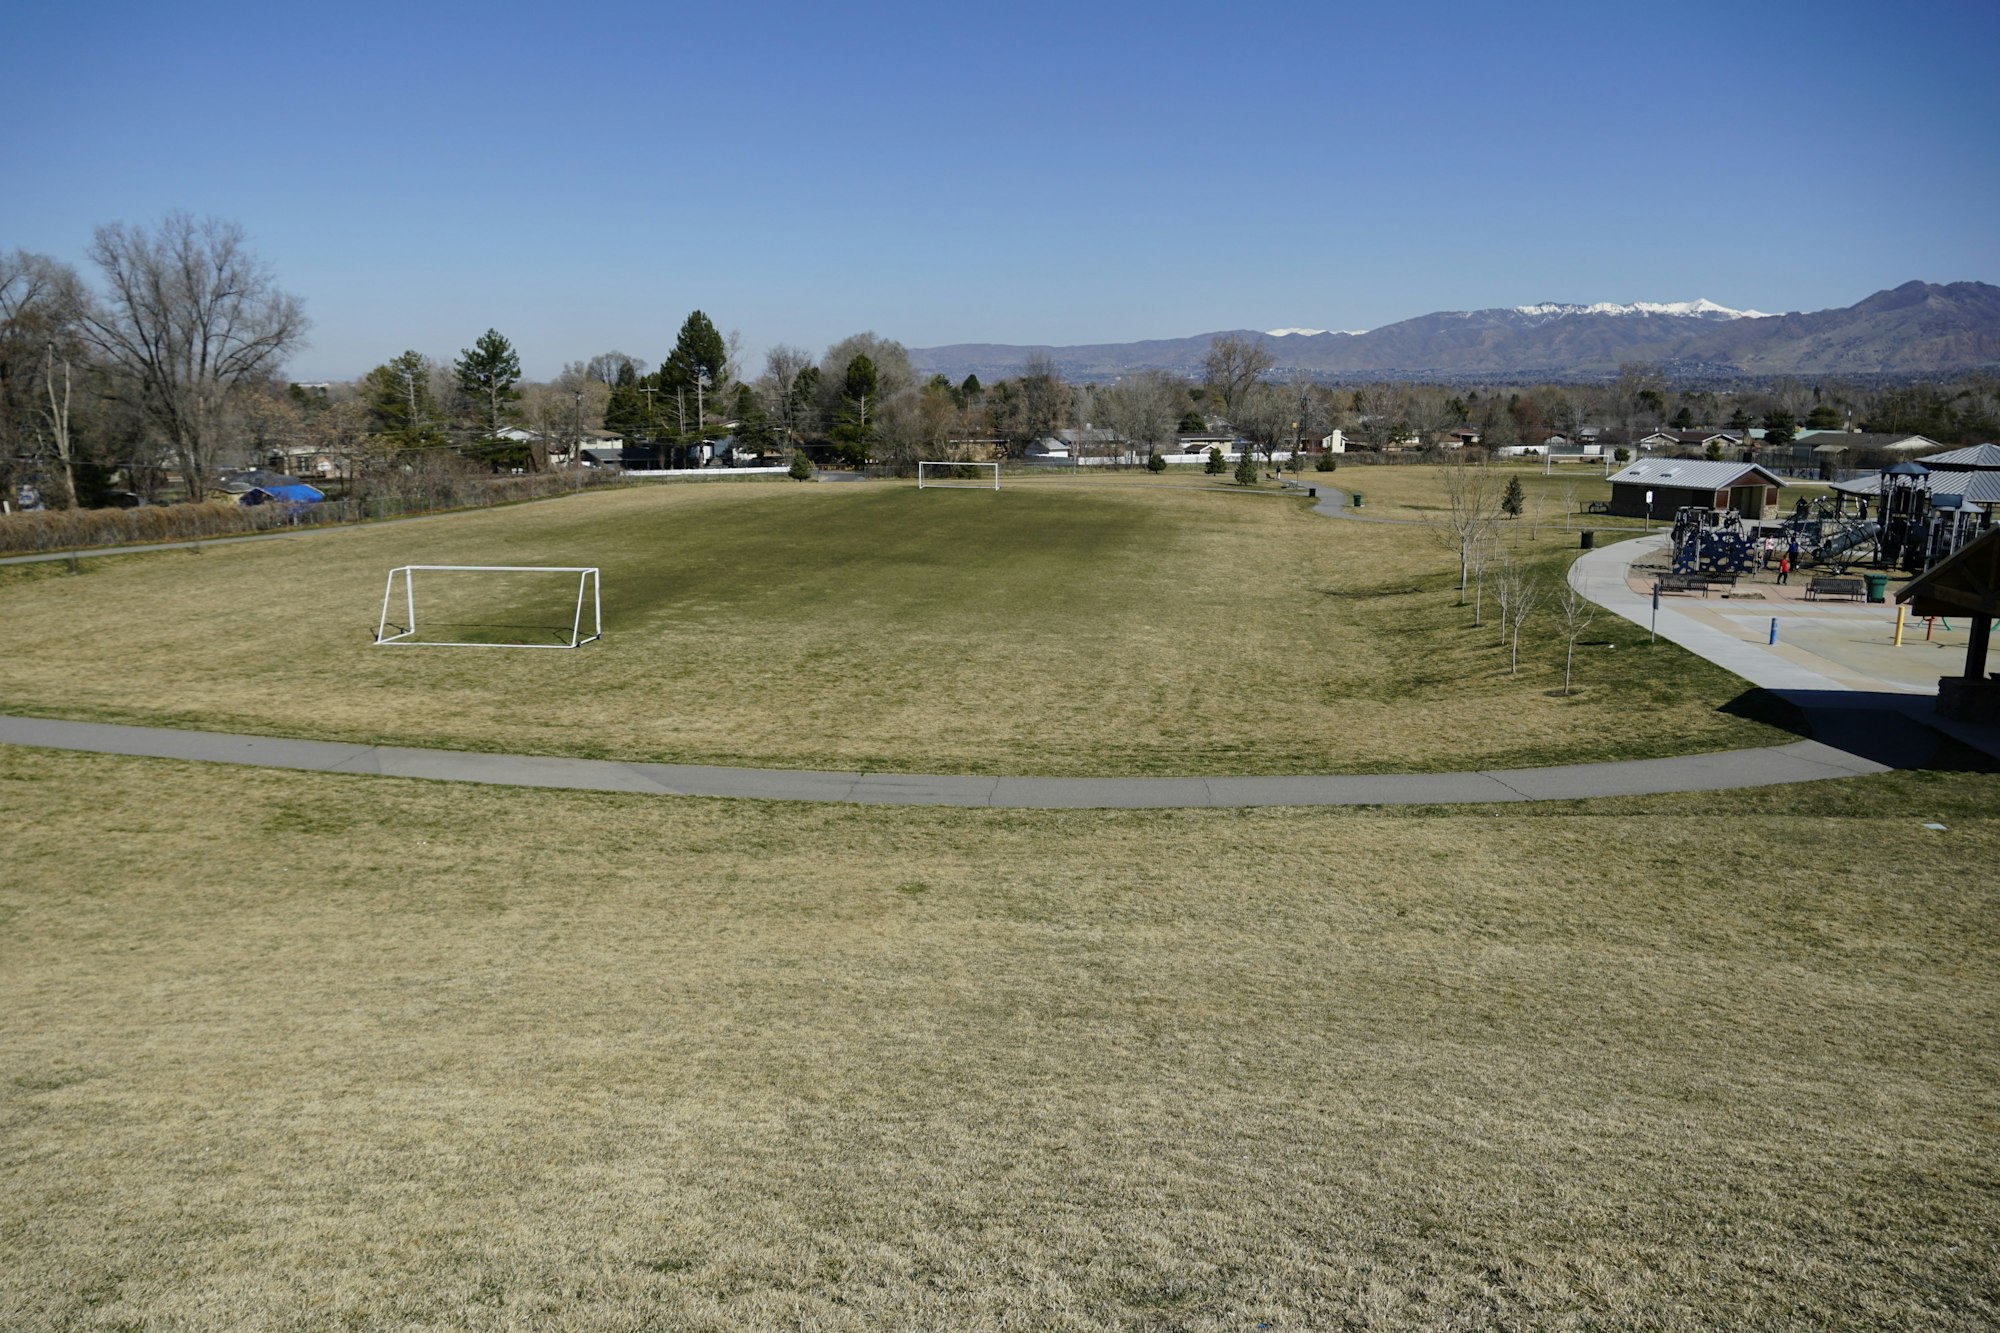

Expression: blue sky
xmin=4 ymin=0 xmax=1995 ymax=379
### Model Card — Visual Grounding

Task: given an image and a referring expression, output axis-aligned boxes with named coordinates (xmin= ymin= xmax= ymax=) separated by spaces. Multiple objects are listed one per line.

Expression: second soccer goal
xmin=917 ymin=461 xmax=1000 ymax=490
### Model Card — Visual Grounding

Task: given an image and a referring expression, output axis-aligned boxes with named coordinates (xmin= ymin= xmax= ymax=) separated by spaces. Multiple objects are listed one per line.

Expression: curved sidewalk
xmin=0 ymin=714 xmax=1888 ymax=809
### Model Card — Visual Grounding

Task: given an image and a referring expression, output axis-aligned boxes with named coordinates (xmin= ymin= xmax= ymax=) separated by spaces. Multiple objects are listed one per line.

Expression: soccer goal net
xmin=373 ymin=565 xmax=602 ymax=649
xmin=917 ymin=461 xmax=1000 ymax=490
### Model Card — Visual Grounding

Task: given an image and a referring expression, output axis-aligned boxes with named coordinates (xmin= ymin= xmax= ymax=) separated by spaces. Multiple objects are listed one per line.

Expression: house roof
xmin=1801 ymin=432 xmax=1939 ymax=453
xmin=1607 ymin=459 xmax=1786 ymax=490
xmin=1896 ymin=526 xmax=2000 ymax=618
xmin=1641 ymin=429 xmax=1740 ymax=444
xmin=1921 ymin=443 xmax=2000 ymax=470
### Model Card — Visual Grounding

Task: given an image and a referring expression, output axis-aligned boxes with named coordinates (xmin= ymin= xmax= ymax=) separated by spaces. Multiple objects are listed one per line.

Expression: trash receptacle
xmin=1351 ymin=492 xmax=1364 ymax=508
xmin=1580 ymin=530 xmax=1595 ymax=550
xmin=1307 ymin=487 xmax=1316 ymax=498
xmin=1864 ymin=572 xmax=1889 ymax=603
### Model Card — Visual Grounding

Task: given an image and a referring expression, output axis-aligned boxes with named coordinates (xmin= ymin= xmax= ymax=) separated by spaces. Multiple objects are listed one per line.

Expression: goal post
xmin=917 ymin=461 xmax=1000 ymax=490
xmin=373 ymin=565 xmax=602 ymax=649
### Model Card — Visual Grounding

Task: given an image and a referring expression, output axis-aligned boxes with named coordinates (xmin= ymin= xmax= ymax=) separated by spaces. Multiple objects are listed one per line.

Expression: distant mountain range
xmin=909 ymin=281 xmax=2000 ymax=383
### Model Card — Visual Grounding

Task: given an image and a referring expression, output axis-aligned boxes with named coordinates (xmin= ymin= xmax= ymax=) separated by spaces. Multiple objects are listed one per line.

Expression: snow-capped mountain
xmin=909 ymin=282 xmax=2000 ymax=381
xmin=1508 ymin=299 xmax=1775 ymax=321
xmin=1267 ymin=327 xmax=1367 ymax=337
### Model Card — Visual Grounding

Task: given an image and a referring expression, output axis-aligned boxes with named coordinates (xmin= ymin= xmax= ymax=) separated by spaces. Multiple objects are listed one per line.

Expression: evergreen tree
xmin=1233 ymin=449 xmax=1259 ymax=486
xmin=660 ymin=310 xmax=728 ymax=433
xmin=454 ymin=329 xmax=522 ymax=434
xmin=1180 ymin=410 xmax=1207 ymax=434
xmin=363 ymin=350 xmax=446 ymax=450
xmin=1761 ymin=410 xmax=1796 ymax=448
xmin=831 ymin=354 xmax=878 ymax=466
xmin=1502 ymin=476 xmax=1525 ymax=517
xmin=789 ymin=449 xmax=815 ymax=481
xmin=1671 ymin=406 xmax=1695 ymax=429
xmin=959 ymin=373 xmax=982 ymax=404
xmin=1205 ymin=446 xmax=1226 ymax=475
xmin=1147 ymin=449 xmax=1166 ymax=473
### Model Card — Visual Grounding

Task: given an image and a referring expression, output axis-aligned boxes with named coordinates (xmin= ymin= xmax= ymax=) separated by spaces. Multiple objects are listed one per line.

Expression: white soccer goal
xmin=917 ymin=460 xmax=1000 ymax=490
xmin=373 ymin=565 xmax=602 ymax=649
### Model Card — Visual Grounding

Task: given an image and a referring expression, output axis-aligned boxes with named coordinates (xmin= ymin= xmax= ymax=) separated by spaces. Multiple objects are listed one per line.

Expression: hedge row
xmin=0 ymin=470 xmax=629 ymax=556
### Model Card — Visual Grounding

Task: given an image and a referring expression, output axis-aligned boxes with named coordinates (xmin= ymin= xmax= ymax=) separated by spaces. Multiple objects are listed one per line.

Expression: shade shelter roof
xmin=1895 ymin=526 xmax=2000 ymax=619
xmin=1606 ymin=459 xmax=1787 ymax=490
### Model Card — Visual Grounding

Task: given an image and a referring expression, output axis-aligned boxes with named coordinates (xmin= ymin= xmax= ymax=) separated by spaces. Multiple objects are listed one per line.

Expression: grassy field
xmin=3 ymin=745 xmax=1995 ymax=1329
xmin=1326 ymin=460 xmax=1835 ymax=527
xmin=0 ymin=478 xmax=1792 ymax=776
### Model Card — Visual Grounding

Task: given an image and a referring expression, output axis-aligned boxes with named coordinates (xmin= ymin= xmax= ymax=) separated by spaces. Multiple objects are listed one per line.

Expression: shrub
xmin=1146 ymin=450 xmax=1166 ymax=473
xmin=1315 ymin=451 xmax=1337 ymax=472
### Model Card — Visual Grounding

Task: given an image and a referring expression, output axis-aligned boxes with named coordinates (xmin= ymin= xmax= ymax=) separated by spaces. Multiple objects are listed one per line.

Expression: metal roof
xmin=1832 ymin=471 xmax=2000 ymax=504
xmin=1921 ymin=443 xmax=2000 ymax=470
xmin=1606 ymin=459 xmax=1787 ymax=490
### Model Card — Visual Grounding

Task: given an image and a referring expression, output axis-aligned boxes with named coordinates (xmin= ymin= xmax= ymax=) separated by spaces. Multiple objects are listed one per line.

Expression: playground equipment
xmin=1669 ymin=506 xmax=1758 ymax=575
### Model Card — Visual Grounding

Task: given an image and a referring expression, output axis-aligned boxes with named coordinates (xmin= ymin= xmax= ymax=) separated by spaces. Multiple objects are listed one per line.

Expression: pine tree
xmin=454 ymin=329 xmax=521 ymax=434
xmin=1502 ymin=476 xmax=1525 ymax=517
xmin=1234 ymin=449 xmax=1259 ymax=486
xmin=660 ymin=311 xmax=728 ymax=434
xmin=363 ymin=350 xmax=446 ymax=450
xmin=1205 ymin=446 xmax=1226 ymax=475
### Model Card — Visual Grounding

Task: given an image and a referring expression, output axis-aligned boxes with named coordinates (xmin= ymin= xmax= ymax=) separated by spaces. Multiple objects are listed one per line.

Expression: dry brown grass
xmin=1333 ymin=460 xmax=1835 ymax=528
xmin=0 ymin=480 xmax=1788 ymax=777
xmin=3 ymin=746 xmax=1995 ymax=1329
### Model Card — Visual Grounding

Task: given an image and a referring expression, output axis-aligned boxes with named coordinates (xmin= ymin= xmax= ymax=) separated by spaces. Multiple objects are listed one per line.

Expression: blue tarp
xmin=240 ymin=483 xmax=323 ymax=505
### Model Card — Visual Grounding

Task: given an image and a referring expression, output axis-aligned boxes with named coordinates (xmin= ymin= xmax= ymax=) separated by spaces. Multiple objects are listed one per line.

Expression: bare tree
xmin=1097 ymin=371 xmax=1184 ymax=464
xmin=1467 ymin=528 xmax=1495 ymax=628
xmin=757 ymin=343 xmax=815 ymax=446
xmin=585 ymin=351 xmax=648 ymax=386
xmin=1494 ymin=555 xmax=1541 ymax=674
xmin=1554 ymin=571 xmax=1596 ymax=695
xmin=74 ymin=214 xmax=307 ymax=499
xmin=1201 ymin=333 xmax=1274 ymax=418
xmin=1428 ymin=454 xmax=1503 ymax=604
xmin=1 ymin=251 xmax=89 ymax=507
xmin=1405 ymin=386 xmax=1461 ymax=449
xmin=1019 ymin=351 xmax=1069 ymax=442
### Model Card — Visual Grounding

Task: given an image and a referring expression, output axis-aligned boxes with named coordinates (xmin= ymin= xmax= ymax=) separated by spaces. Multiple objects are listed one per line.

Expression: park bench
xmin=1806 ymin=576 xmax=1865 ymax=602
xmin=1655 ymin=573 xmax=1712 ymax=596
xmin=1703 ymin=570 xmax=1740 ymax=588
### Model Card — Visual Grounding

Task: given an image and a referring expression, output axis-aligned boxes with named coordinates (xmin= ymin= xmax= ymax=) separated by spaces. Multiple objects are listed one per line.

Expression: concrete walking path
xmin=0 ymin=714 xmax=1893 ymax=808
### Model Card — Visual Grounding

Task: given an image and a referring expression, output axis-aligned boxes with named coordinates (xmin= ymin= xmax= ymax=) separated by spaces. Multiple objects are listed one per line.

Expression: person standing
xmin=1777 ymin=553 xmax=1791 ymax=585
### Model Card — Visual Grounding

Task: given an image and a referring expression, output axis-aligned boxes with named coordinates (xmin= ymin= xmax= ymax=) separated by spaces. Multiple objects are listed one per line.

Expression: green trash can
xmin=1351 ymin=492 xmax=1364 ymax=509
xmin=1864 ymin=572 xmax=1890 ymax=603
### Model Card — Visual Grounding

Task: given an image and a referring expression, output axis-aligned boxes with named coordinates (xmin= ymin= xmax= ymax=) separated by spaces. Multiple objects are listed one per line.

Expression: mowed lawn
xmin=0 ymin=480 xmax=1788 ymax=776
xmin=1326 ymin=461 xmax=1837 ymax=527
xmin=2 ymin=746 xmax=1995 ymax=1329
